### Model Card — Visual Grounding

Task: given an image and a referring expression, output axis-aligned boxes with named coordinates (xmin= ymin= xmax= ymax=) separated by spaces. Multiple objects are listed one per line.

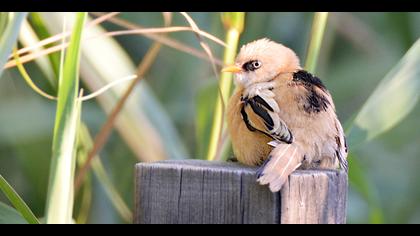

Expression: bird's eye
xmin=243 ymin=60 xmax=262 ymax=71
xmin=252 ymin=61 xmax=261 ymax=69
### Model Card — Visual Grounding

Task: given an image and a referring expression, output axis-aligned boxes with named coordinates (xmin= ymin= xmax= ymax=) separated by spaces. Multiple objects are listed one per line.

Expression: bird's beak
xmin=221 ymin=65 xmax=242 ymax=73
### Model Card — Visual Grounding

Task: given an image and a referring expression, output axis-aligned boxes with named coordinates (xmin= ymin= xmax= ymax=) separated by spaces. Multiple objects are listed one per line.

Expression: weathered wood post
xmin=134 ymin=160 xmax=347 ymax=224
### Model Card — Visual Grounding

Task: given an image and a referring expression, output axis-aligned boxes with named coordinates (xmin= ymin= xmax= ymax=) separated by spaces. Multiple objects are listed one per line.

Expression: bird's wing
xmin=247 ymin=70 xmax=349 ymax=192
xmin=334 ymin=119 xmax=349 ymax=172
xmin=293 ymin=69 xmax=349 ymax=172
xmin=241 ymin=90 xmax=302 ymax=192
xmin=241 ymin=89 xmax=293 ymax=144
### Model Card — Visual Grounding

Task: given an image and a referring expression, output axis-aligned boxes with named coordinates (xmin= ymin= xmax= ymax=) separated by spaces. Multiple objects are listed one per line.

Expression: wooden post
xmin=134 ymin=160 xmax=347 ymax=224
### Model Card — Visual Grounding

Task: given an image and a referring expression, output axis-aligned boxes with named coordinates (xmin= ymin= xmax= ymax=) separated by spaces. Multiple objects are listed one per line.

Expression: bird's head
xmin=222 ymin=38 xmax=301 ymax=88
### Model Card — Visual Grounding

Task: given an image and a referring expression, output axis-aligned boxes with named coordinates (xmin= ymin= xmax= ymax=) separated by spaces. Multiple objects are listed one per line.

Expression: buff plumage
xmin=225 ymin=38 xmax=348 ymax=192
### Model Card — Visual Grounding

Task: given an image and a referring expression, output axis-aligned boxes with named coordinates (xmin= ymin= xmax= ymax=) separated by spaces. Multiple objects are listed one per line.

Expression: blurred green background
xmin=0 ymin=12 xmax=419 ymax=224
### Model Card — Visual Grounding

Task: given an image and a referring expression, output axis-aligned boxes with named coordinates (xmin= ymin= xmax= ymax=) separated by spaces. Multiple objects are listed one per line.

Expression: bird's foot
xmin=256 ymin=156 xmax=272 ymax=179
xmin=227 ymin=157 xmax=238 ymax=163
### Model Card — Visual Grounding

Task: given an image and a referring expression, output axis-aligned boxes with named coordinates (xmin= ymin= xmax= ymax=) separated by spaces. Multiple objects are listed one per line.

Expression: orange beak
xmin=221 ymin=65 xmax=242 ymax=73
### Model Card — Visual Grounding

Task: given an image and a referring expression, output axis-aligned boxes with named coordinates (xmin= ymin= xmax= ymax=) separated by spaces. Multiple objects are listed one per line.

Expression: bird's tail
xmin=257 ymin=142 xmax=304 ymax=192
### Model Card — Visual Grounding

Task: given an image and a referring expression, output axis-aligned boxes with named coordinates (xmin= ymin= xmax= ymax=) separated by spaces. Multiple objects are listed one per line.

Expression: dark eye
xmin=243 ymin=60 xmax=262 ymax=71
xmin=252 ymin=61 xmax=261 ymax=69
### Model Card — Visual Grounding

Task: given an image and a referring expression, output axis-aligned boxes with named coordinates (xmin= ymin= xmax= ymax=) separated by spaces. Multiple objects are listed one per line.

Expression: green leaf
xmin=18 ymin=13 xmax=134 ymax=221
xmin=45 ymin=12 xmax=86 ymax=224
xmin=29 ymin=12 xmax=61 ymax=81
xmin=0 ymin=12 xmax=27 ymax=78
xmin=345 ymin=36 xmax=420 ymax=225
xmin=78 ymin=124 xmax=133 ymax=223
xmin=221 ymin=12 xmax=245 ymax=33
xmin=18 ymin=17 xmax=57 ymax=88
xmin=207 ymin=12 xmax=245 ymax=161
xmin=347 ymin=38 xmax=420 ymax=148
xmin=195 ymin=80 xmax=218 ymax=159
xmin=0 ymin=202 xmax=28 ymax=224
xmin=0 ymin=14 xmax=7 ymax=33
xmin=0 ymin=175 xmax=39 ymax=224
xmin=39 ymin=12 xmax=188 ymax=161
xmin=92 ymin=158 xmax=133 ymax=222
xmin=304 ymin=12 xmax=329 ymax=73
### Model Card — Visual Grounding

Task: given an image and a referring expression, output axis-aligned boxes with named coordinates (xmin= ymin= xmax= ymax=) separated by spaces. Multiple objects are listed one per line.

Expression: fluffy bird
xmin=224 ymin=38 xmax=348 ymax=192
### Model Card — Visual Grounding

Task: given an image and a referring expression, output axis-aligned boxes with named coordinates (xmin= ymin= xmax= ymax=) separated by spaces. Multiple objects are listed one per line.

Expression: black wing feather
xmin=247 ymin=97 xmax=274 ymax=130
xmin=241 ymin=95 xmax=293 ymax=144
xmin=253 ymin=95 xmax=274 ymax=112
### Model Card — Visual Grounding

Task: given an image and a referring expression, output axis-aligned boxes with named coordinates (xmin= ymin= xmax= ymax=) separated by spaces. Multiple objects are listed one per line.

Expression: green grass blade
xmin=45 ymin=12 xmax=86 ymax=224
xmin=75 ymin=178 xmax=92 ymax=224
xmin=39 ymin=12 xmax=188 ymax=162
xmin=0 ymin=175 xmax=39 ymax=224
xmin=345 ymin=37 xmax=420 ymax=225
xmin=346 ymin=37 xmax=420 ymax=148
xmin=0 ymin=14 xmax=7 ymax=33
xmin=0 ymin=12 xmax=27 ymax=78
xmin=29 ymin=12 xmax=61 ymax=81
xmin=207 ymin=12 xmax=245 ymax=161
xmin=92 ymin=159 xmax=133 ymax=222
xmin=78 ymin=124 xmax=133 ymax=223
xmin=196 ymin=80 xmax=218 ymax=159
xmin=304 ymin=12 xmax=329 ymax=73
xmin=21 ymin=14 xmax=132 ymax=221
xmin=0 ymin=202 xmax=28 ymax=224
xmin=19 ymin=18 xmax=57 ymax=88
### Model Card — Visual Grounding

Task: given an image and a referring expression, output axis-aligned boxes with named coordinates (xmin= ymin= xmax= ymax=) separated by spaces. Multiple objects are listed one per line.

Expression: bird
xmin=223 ymin=38 xmax=348 ymax=192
